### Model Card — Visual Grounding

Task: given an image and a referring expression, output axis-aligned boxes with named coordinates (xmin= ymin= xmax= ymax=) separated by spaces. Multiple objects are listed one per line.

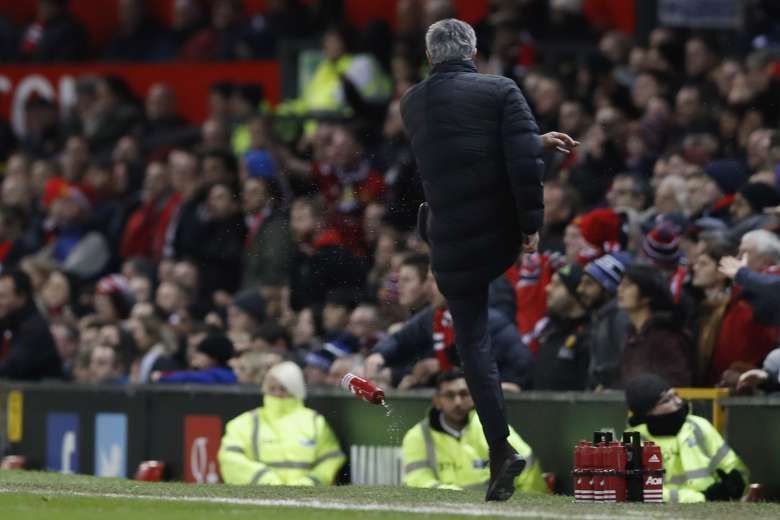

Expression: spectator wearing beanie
xmin=624 ymin=374 xmax=749 ymax=503
xmin=577 ymin=252 xmax=633 ymax=389
xmin=643 ymin=224 xmax=683 ymax=271
xmin=322 ymin=287 xmax=361 ymax=336
xmin=569 ymin=208 xmax=623 ymax=266
xmin=705 ymin=160 xmax=749 ymax=197
xmin=228 ymin=289 xmax=266 ymax=335
xmin=642 ymin=223 xmax=694 ymax=315
xmin=532 ymin=264 xmax=590 ymax=391
xmin=688 ymin=159 xmax=749 ymax=221
xmin=155 ymin=334 xmax=237 ymax=384
xmin=219 ymin=361 xmax=345 ymax=486
xmin=728 ymin=182 xmax=780 ymax=241
xmin=303 ymin=332 xmax=358 ymax=386
xmin=618 ymin=264 xmax=694 ymax=387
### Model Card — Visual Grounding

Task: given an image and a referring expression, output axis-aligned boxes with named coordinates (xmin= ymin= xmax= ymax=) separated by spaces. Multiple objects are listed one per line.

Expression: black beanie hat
xmin=738 ymin=182 xmax=780 ymax=214
xmin=197 ymin=334 xmax=235 ymax=366
xmin=704 ymin=159 xmax=748 ymax=195
xmin=625 ymin=374 xmax=671 ymax=425
xmin=231 ymin=290 xmax=266 ymax=322
xmin=556 ymin=264 xmax=583 ymax=299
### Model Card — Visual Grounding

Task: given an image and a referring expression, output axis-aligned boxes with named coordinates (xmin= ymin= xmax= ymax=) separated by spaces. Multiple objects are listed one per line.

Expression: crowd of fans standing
xmin=1 ymin=0 xmax=780 ymax=396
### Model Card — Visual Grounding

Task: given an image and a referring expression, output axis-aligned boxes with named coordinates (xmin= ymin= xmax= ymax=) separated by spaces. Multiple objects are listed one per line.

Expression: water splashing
xmin=381 ymin=400 xmax=404 ymax=446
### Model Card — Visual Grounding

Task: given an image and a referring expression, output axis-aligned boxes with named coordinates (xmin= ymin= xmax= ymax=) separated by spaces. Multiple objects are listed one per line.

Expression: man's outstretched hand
xmin=522 ymin=232 xmax=539 ymax=254
xmin=542 ymin=132 xmax=579 ymax=154
xmin=719 ymin=254 xmax=747 ymax=279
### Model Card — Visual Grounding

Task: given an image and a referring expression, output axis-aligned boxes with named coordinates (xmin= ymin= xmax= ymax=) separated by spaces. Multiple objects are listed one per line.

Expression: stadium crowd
xmin=1 ymin=0 xmax=780 ymax=399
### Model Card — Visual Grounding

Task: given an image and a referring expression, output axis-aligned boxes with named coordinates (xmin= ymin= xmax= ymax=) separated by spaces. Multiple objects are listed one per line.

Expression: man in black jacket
xmin=532 ymin=264 xmax=589 ymax=390
xmin=0 ymin=270 xmax=62 ymax=380
xmin=366 ymin=270 xmax=534 ymax=391
xmin=400 ymin=18 xmax=577 ymax=501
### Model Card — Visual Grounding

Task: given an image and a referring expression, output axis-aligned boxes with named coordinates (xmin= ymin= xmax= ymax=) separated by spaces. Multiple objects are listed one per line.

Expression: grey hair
xmin=425 ymin=18 xmax=476 ymax=65
xmin=742 ymin=229 xmax=780 ymax=262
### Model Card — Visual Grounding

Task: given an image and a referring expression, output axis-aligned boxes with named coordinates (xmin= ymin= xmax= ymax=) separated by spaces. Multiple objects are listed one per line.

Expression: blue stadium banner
xmin=95 ymin=413 xmax=128 ymax=478
xmin=658 ymin=0 xmax=742 ymax=29
xmin=46 ymin=413 xmax=79 ymax=474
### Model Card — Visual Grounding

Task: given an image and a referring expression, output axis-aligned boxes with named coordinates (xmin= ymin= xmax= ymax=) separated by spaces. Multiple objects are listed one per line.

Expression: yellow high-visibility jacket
xmin=218 ymin=396 xmax=345 ymax=486
xmin=626 ymin=414 xmax=749 ymax=503
xmin=402 ymin=409 xmax=547 ymax=493
xmin=274 ymin=53 xmax=391 ymax=138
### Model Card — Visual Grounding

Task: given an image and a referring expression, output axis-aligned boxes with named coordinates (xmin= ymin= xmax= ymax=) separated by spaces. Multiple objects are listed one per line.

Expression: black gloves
xmin=704 ymin=469 xmax=746 ymax=501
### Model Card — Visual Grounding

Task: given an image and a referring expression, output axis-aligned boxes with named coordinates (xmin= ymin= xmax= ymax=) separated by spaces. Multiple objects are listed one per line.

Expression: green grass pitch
xmin=1 ymin=470 xmax=779 ymax=519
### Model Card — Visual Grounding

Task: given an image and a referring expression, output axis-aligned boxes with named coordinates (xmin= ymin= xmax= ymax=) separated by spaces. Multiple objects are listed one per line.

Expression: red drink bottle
xmin=341 ymin=373 xmax=386 ymax=405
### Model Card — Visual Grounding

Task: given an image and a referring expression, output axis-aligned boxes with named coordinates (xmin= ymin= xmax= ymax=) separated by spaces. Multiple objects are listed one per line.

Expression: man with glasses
xmin=401 ymin=369 xmax=545 ymax=493
xmin=624 ymin=374 xmax=749 ymax=503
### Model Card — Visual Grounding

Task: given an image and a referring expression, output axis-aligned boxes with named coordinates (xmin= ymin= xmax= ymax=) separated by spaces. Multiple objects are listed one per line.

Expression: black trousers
xmin=447 ymin=284 xmax=509 ymax=447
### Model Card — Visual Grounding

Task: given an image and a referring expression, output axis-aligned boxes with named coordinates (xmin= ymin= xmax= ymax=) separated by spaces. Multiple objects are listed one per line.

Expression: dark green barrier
xmin=723 ymin=396 xmax=780 ymax=499
xmin=0 ymin=382 xmax=777 ymax=497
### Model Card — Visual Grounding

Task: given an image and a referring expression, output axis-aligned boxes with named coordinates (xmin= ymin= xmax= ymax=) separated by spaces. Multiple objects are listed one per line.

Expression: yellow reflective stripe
xmin=314 ymin=450 xmax=343 ymax=466
xmin=420 ymin=422 xmax=439 ymax=480
xmin=708 ymin=443 xmax=731 ymax=471
xmin=267 ymin=461 xmax=313 ymax=469
xmin=404 ymin=460 xmax=431 ymax=474
xmin=251 ymin=412 xmax=260 ymax=461
xmin=687 ymin=419 xmax=712 ymax=458
xmin=669 ymin=488 xmax=679 ymax=503
xmin=668 ymin=468 xmax=711 ymax=485
xmin=223 ymin=445 xmax=244 ymax=454
xmin=250 ymin=467 xmax=269 ymax=485
xmin=523 ymin=454 xmax=534 ymax=472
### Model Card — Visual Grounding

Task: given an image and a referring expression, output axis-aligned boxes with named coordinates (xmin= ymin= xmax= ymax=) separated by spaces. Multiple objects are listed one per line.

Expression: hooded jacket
xmin=218 ymin=396 xmax=345 ymax=486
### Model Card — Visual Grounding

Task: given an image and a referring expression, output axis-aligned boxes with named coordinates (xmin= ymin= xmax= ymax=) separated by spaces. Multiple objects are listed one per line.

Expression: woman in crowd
xmin=618 ymin=263 xmax=694 ymax=387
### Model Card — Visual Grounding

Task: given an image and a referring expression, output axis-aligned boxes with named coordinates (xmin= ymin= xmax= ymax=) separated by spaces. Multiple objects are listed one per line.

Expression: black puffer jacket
xmin=401 ymin=59 xmax=544 ymax=298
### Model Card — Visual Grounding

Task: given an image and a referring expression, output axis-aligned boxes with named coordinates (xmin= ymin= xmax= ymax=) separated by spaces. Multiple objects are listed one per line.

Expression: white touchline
xmin=0 ymin=487 xmax=680 ymax=520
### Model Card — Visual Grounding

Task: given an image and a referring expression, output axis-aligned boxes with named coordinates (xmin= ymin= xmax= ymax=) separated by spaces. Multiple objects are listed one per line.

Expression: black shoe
xmin=485 ymin=450 xmax=526 ymax=502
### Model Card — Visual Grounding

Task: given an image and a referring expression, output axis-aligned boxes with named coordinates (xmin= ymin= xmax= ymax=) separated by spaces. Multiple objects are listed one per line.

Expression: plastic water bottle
xmin=341 ymin=373 xmax=385 ymax=405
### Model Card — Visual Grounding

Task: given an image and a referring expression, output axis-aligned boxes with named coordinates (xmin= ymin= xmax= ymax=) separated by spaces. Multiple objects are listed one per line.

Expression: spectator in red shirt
xmin=312 ymin=123 xmax=385 ymax=256
xmin=120 ymin=161 xmax=178 ymax=261
xmin=691 ymin=235 xmax=778 ymax=385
